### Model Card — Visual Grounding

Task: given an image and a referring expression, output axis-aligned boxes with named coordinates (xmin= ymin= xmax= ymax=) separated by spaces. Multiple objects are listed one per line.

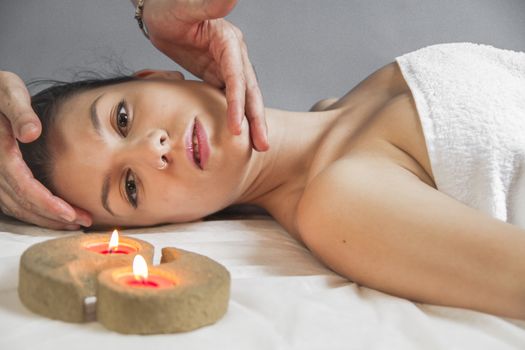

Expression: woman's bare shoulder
xmin=309 ymin=62 xmax=409 ymax=112
xmin=294 ymin=155 xmax=423 ymax=242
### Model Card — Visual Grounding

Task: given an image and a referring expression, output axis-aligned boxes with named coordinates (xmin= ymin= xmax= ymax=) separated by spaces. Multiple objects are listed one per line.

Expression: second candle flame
xmin=133 ymin=255 xmax=149 ymax=280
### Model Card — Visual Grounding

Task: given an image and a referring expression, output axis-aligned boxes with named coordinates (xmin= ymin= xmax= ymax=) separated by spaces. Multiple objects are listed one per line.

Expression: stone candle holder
xmin=18 ymin=234 xmax=153 ymax=322
xmin=18 ymin=234 xmax=230 ymax=334
xmin=97 ymin=247 xmax=230 ymax=334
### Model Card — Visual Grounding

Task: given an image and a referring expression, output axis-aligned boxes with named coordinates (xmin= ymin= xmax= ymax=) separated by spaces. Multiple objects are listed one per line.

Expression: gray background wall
xmin=2 ymin=0 xmax=525 ymax=111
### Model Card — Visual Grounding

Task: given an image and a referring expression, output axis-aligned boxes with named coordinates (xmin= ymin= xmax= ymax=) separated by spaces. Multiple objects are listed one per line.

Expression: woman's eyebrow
xmin=90 ymin=93 xmax=105 ymax=136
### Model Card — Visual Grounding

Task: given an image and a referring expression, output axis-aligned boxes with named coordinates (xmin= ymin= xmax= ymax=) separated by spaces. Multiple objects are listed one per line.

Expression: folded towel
xmin=396 ymin=43 xmax=525 ymax=228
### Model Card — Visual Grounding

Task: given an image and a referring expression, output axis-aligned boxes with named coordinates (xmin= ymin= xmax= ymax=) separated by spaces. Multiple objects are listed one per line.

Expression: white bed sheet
xmin=1 ymin=218 xmax=524 ymax=350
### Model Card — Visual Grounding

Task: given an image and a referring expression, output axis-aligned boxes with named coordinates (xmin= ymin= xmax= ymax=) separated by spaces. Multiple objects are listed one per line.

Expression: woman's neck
xmin=233 ymin=107 xmax=341 ymax=212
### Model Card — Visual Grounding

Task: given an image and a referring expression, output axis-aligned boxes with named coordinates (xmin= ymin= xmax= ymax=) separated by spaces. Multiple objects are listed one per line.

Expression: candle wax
xmin=118 ymin=274 xmax=175 ymax=289
xmin=85 ymin=243 xmax=137 ymax=255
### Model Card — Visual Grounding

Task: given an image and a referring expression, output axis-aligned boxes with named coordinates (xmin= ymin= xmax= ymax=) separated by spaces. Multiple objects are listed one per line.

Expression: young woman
xmin=21 ymin=43 xmax=525 ymax=320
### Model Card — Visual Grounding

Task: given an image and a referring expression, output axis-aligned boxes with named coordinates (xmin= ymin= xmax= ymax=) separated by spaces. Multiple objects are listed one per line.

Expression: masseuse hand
xmin=139 ymin=0 xmax=269 ymax=151
xmin=0 ymin=71 xmax=92 ymax=230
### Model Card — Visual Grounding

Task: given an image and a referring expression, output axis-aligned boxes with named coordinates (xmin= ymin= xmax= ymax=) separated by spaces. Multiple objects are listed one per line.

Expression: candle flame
xmin=108 ymin=229 xmax=119 ymax=251
xmin=133 ymin=254 xmax=148 ymax=280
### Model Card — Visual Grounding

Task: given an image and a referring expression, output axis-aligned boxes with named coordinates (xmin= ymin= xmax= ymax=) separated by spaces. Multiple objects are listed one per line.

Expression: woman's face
xmin=50 ymin=72 xmax=252 ymax=227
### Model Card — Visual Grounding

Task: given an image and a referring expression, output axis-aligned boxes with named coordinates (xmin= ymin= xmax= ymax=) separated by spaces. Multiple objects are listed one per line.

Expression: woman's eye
xmin=125 ymin=169 xmax=138 ymax=208
xmin=115 ymin=101 xmax=131 ymax=136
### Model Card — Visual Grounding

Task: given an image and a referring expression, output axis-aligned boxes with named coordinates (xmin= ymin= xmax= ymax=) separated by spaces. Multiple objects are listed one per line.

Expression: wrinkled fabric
xmin=1 ymin=219 xmax=524 ymax=349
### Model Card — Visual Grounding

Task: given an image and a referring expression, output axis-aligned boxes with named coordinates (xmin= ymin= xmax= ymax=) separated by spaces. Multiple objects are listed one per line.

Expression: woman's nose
xmin=141 ymin=129 xmax=171 ymax=170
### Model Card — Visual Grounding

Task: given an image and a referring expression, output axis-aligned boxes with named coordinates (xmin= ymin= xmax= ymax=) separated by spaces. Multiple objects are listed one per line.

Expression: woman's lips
xmin=184 ymin=117 xmax=210 ymax=170
xmin=185 ymin=119 xmax=198 ymax=169
xmin=194 ymin=118 xmax=210 ymax=169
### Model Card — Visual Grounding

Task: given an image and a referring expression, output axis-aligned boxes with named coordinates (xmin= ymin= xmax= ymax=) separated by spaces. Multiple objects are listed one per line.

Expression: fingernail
xmin=20 ymin=123 xmax=38 ymax=137
xmin=60 ymin=213 xmax=75 ymax=222
xmin=75 ymin=218 xmax=91 ymax=227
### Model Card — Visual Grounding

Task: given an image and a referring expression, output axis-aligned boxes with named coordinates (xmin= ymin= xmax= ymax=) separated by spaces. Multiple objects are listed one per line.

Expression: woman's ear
xmin=133 ymin=69 xmax=185 ymax=81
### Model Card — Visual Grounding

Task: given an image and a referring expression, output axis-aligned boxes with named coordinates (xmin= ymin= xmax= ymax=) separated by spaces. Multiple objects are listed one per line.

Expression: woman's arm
xmin=295 ymin=156 xmax=525 ymax=319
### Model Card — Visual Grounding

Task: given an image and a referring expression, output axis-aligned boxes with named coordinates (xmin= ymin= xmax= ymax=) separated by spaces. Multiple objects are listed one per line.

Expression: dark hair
xmin=20 ymin=75 xmax=137 ymax=193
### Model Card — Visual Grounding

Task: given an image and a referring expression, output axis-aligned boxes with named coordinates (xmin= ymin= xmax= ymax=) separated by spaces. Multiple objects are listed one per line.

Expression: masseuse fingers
xmin=217 ymin=25 xmax=246 ymax=136
xmin=200 ymin=60 xmax=224 ymax=89
xmin=0 ymin=159 xmax=91 ymax=226
xmin=0 ymin=115 xmax=91 ymax=226
xmin=239 ymin=41 xmax=269 ymax=152
xmin=0 ymin=173 xmax=86 ymax=229
xmin=0 ymin=192 xmax=80 ymax=230
xmin=0 ymin=71 xmax=42 ymax=143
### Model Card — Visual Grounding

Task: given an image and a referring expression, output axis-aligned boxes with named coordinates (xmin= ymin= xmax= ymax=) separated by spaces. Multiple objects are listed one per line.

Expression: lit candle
xmin=117 ymin=255 xmax=174 ymax=289
xmin=97 ymin=247 xmax=230 ymax=334
xmin=85 ymin=229 xmax=138 ymax=255
xmin=18 ymin=233 xmax=154 ymax=323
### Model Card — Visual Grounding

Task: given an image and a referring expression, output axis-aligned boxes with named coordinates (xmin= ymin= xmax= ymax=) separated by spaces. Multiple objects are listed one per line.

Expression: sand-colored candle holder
xmin=18 ymin=234 xmax=231 ymax=334
xmin=18 ymin=234 xmax=153 ymax=322
xmin=96 ymin=247 xmax=230 ymax=334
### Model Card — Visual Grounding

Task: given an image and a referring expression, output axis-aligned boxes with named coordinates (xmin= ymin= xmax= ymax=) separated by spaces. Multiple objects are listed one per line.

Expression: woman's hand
xmin=0 ymin=71 xmax=92 ymax=230
xmin=141 ymin=0 xmax=269 ymax=151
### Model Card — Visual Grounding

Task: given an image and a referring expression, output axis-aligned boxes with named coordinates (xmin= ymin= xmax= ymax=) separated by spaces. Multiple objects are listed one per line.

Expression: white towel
xmin=395 ymin=43 xmax=525 ymax=228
